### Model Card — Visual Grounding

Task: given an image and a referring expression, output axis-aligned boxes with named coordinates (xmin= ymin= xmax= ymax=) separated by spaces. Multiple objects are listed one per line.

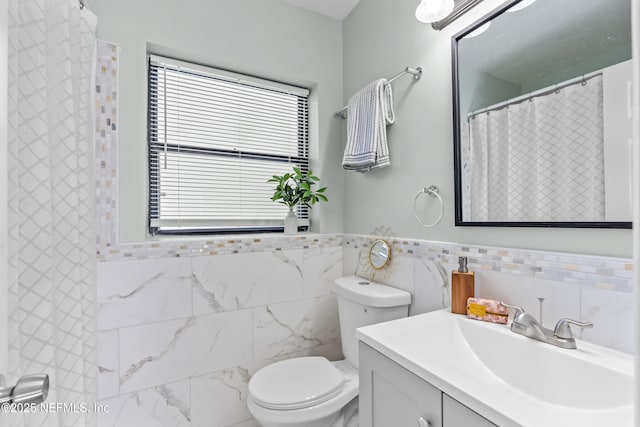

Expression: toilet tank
xmin=334 ymin=276 xmax=411 ymax=368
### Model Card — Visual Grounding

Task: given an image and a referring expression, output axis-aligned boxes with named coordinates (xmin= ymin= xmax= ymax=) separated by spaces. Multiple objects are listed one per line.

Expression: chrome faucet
xmin=501 ymin=302 xmax=593 ymax=349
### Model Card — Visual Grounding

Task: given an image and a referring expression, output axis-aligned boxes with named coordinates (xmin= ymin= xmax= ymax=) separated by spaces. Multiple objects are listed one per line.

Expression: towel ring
xmin=414 ymin=186 xmax=444 ymax=228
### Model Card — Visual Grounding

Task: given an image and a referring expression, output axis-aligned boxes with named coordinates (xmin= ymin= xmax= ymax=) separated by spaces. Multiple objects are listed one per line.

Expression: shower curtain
xmin=465 ymin=75 xmax=605 ymax=222
xmin=7 ymin=0 xmax=97 ymax=426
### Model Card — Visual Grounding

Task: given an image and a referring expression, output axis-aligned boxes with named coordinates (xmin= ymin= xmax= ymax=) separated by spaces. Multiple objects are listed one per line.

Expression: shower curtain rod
xmin=336 ymin=66 xmax=423 ymax=118
xmin=468 ymin=70 xmax=602 ymax=119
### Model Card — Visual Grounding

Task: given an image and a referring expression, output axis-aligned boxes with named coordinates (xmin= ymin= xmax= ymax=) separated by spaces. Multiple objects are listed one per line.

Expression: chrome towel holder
xmin=414 ymin=186 xmax=444 ymax=227
xmin=336 ymin=66 xmax=423 ymax=118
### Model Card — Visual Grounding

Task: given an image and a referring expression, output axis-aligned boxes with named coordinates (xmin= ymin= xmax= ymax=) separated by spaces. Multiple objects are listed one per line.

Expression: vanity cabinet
xmin=359 ymin=342 xmax=442 ymax=427
xmin=442 ymin=394 xmax=496 ymax=427
xmin=359 ymin=342 xmax=496 ymax=427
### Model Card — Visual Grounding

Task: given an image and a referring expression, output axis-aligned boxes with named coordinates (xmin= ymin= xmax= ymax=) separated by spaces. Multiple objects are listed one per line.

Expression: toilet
xmin=247 ymin=276 xmax=411 ymax=427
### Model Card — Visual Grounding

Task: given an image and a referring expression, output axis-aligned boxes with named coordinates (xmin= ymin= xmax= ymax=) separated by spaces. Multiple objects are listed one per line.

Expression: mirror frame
xmin=369 ymin=239 xmax=391 ymax=270
xmin=451 ymin=0 xmax=632 ymax=229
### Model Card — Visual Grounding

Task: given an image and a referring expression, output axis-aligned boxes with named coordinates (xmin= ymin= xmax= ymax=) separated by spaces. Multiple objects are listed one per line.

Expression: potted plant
xmin=268 ymin=167 xmax=328 ymax=234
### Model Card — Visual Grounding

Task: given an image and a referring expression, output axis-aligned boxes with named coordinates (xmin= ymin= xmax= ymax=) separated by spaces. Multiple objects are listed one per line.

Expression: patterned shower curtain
xmin=7 ymin=0 xmax=97 ymax=426
xmin=464 ymin=75 xmax=605 ymax=222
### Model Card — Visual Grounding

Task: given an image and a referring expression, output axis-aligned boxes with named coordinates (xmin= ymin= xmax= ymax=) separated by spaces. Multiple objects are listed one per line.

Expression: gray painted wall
xmin=91 ymin=0 xmax=632 ymax=257
xmin=342 ymin=0 xmax=632 ymax=257
xmin=91 ymin=0 xmax=345 ymax=242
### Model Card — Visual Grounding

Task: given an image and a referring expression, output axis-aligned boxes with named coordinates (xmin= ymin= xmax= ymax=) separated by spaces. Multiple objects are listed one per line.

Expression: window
xmin=147 ymin=55 xmax=310 ymax=234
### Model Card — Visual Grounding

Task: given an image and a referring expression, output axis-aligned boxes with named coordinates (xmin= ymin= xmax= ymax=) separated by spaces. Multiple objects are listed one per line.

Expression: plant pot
xmin=284 ymin=208 xmax=298 ymax=235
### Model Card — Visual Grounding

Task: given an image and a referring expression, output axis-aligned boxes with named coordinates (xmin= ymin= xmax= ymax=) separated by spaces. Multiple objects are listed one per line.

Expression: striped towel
xmin=342 ymin=79 xmax=395 ymax=172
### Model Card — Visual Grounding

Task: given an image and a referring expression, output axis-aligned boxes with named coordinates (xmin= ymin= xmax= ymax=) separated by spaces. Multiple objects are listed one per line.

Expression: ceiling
xmin=284 ymin=0 xmax=361 ymax=20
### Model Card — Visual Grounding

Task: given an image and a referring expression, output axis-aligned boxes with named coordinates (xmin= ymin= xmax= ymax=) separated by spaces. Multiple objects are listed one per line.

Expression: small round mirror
xmin=369 ymin=240 xmax=391 ymax=270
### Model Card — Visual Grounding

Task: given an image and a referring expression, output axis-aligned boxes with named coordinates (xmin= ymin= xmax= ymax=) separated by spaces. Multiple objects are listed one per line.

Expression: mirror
xmin=369 ymin=240 xmax=391 ymax=270
xmin=452 ymin=0 xmax=632 ymax=228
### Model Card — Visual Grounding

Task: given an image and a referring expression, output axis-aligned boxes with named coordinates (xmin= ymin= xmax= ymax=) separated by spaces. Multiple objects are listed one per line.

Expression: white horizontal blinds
xmin=148 ymin=55 xmax=310 ymax=232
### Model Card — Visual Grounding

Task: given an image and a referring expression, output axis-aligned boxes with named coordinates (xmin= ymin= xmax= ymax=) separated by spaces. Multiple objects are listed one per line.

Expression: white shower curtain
xmin=7 ymin=0 xmax=97 ymax=426
xmin=465 ymin=75 xmax=605 ymax=222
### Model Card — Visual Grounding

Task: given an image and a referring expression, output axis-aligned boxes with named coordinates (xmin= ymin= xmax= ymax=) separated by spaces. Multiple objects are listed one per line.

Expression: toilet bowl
xmin=247 ymin=276 xmax=411 ymax=427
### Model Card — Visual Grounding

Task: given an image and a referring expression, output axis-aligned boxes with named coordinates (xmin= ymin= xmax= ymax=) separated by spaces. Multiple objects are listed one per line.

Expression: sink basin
xmin=357 ymin=310 xmax=633 ymax=427
xmin=457 ymin=316 xmax=632 ymax=409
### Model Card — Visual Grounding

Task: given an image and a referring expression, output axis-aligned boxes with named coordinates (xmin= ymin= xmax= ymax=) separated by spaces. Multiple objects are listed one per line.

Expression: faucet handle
xmin=500 ymin=301 xmax=524 ymax=321
xmin=553 ymin=318 xmax=593 ymax=339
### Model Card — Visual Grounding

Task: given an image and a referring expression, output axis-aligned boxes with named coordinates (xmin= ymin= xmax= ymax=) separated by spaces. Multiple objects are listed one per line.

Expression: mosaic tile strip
xmin=344 ymin=234 xmax=634 ymax=293
xmin=95 ymin=40 xmax=119 ymax=249
xmin=97 ymin=233 xmax=343 ymax=262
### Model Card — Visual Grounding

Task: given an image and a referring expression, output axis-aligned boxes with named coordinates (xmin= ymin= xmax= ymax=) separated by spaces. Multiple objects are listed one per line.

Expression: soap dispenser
xmin=451 ymin=256 xmax=474 ymax=314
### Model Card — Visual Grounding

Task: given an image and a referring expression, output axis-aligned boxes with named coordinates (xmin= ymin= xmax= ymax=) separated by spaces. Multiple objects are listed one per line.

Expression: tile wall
xmin=344 ymin=235 xmax=634 ymax=354
xmin=96 ymin=245 xmax=343 ymax=427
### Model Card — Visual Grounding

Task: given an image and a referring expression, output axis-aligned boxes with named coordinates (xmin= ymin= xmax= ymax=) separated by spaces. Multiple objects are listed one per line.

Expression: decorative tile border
xmin=344 ymin=234 xmax=634 ymax=293
xmin=96 ymin=233 xmax=343 ymax=262
xmin=95 ymin=40 xmax=119 ymax=250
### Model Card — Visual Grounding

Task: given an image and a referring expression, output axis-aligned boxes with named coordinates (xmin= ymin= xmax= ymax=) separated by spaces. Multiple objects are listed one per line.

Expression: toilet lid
xmin=249 ymin=357 xmax=344 ymax=410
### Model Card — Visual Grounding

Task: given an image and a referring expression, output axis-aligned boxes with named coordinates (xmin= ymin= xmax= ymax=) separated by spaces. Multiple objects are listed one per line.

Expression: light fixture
xmin=415 ymin=0 xmax=455 ymax=23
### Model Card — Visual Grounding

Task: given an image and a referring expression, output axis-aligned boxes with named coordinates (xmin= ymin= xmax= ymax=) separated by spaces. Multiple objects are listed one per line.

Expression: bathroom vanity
xmin=359 ymin=342 xmax=495 ymax=427
xmin=356 ymin=310 xmax=633 ymax=427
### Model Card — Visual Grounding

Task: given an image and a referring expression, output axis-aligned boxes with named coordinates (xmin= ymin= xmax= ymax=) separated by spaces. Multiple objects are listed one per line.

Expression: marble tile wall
xmin=96 ymin=246 xmax=343 ymax=427
xmin=95 ymin=231 xmax=633 ymax=426
xmin=343 ymin=234 xmax=634 ymax=354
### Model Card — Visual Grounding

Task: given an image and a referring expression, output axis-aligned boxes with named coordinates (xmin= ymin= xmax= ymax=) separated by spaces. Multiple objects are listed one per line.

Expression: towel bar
xmin=336 ymin=66 xmax=423 ymax=118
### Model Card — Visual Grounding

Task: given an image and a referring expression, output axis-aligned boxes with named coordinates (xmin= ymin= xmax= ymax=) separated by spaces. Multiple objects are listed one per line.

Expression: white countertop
xmin=356 ymin=310 xmax=633 ymax=427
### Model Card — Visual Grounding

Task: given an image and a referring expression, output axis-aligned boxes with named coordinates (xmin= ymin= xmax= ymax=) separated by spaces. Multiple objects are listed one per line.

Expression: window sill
xmin=144 ymin=231 xmax=321 ymax=244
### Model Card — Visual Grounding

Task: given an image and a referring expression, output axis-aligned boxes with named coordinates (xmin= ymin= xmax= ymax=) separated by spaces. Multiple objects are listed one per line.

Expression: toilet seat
xmin=249 ymin=357 xmax=344 ymax=410
xmin=248 ymin=359 xmax=359 ymax=427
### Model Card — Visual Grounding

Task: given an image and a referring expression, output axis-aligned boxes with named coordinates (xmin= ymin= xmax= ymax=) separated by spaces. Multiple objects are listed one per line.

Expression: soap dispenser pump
xmin=451 ymin=256 xmax=474 ymax=314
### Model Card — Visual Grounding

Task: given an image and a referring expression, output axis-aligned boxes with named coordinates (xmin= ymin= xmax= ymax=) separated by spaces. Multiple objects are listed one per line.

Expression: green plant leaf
xmin=268 ymin=166 xmax=328 ymax=208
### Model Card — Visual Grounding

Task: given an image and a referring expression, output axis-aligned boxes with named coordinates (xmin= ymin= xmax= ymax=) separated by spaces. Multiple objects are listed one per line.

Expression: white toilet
xmin=247 ymin=276 xmax=411 ymax=427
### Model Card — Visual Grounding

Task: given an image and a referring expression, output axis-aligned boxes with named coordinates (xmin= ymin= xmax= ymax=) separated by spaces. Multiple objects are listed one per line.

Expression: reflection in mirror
xmin=369 ymin=240 xmax=391 ymax=270
xmin=453 ymin=0 xmax=632 ymax=228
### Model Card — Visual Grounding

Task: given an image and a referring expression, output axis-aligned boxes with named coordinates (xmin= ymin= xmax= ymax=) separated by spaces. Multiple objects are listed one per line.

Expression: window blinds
xmin=148 ymin=55 xmax=310 ymax=233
